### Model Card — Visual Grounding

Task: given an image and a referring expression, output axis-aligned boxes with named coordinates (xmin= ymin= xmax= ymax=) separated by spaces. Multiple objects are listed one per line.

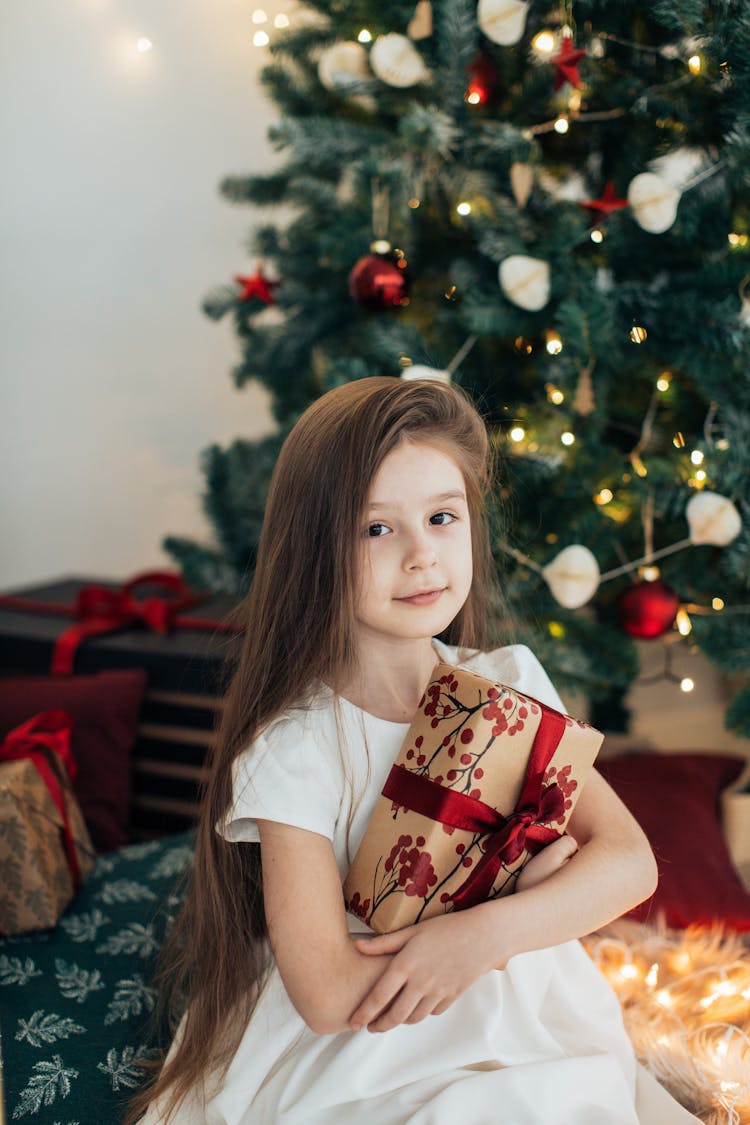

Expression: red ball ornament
xmin=618 ymin=580 xmax=680 ymax=639
xmin=348 ymin=250 xmax=409 ymax=310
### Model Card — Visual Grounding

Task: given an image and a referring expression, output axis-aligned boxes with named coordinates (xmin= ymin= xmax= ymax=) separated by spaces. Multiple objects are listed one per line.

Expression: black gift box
xmin=0 ymin=576 xmax=242 ymax=838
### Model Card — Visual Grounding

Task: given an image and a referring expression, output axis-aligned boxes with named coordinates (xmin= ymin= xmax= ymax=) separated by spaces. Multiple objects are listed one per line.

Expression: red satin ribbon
xmin=0 ymin=710 xmax=82 ymax=889
xmin=0 ymin=570 xmax=242 ymax=675
xmin=382 ymin=703 xmax=567 ymax=911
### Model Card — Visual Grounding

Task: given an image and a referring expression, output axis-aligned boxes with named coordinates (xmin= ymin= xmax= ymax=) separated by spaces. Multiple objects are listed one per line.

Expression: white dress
xmin=147 ymin=642 xmax=699 ymax=1124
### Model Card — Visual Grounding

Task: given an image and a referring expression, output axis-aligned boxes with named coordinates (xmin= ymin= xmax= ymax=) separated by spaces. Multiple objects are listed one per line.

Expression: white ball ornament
xmin=318 ymin=41 xmax=371 ymax=91
xmin=627 ymin=172 xmax=681 ymax=234
xmin=400 ymin=364 xmax=451 ymax=384
xmin=498 ymin=255 xmax=550 ymax=311
xmin=686 ymin=491 xmax=742 ymax=547
xmin=477 ymin=0 xmax=529 ymax=46
xmin=370 ymin=33 xmax=429 ymax=87
xmin=542 ymin=545 xmax=601 ymax=609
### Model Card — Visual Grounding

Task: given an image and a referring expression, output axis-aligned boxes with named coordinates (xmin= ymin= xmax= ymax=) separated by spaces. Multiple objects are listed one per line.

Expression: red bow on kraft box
xmin=343 ymin=662 xmax=603 ymax=934
xmin=0 ymin=710 xmax=96 ymax=935
xmin=0 ymin=570 xmax=240 ymax=675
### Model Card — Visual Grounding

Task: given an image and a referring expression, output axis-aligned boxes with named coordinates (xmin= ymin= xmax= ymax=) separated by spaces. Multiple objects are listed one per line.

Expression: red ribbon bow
xmin=0 ymin=710 xmax=83 ymax=889
xmin=52 ymin=570 xmax=202 ymax=675
xmin=382 ymin=703 xmax=567 ymax=911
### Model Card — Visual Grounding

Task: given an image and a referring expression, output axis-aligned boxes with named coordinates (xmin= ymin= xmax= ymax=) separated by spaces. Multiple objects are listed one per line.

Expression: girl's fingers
xmin=348 ymin=971 xmax=405 ymax=1031
xmin=404 ymin=996 xmax=437 ymax=1025
xmin=431 ymin=997 xmax=454 ymax=1016
xmin=353 ymin=928 xmax=414 ymax=955
xmin=367 ymin=986 xmax=425 ymax=1033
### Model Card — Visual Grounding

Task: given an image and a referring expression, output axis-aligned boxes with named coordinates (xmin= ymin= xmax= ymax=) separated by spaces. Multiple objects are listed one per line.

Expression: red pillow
xmin=598 ymin=752 xmax=750 ymax=931
xmin=0 ymin=671 xmax=147 ymax=853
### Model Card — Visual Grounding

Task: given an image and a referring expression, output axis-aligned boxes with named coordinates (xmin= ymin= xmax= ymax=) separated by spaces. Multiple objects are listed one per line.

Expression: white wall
xmin=1 ymin=0 xmax=279 ymax=589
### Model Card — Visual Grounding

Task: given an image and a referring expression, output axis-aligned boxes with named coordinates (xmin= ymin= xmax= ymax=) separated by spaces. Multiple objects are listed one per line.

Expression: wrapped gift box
xmin=0 ymin=575 xmax=241 ymax=838
xmin=0 ymin=713 xmax=96 ymax=935
xmin=344 ymin=662 xmax=603 ymax=934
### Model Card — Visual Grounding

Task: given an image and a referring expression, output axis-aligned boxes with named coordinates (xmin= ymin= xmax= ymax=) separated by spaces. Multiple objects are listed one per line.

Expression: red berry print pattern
xmin=542 ymin=763 xmax=578 ymax=825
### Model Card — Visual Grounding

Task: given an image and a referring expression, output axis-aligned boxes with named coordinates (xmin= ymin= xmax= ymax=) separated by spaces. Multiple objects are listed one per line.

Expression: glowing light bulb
xmin=712 ymin=597 xmax=725 ymax=611
xmin=640 ymin=566 xmax=660 ymax=582
xmin=548 ymin=621 xmax=566 ymax=638
xmin=371 ymin=238 xmax=392 ymax=254
xmin=716 ymin=438 xmax=730 ymax=450
xmin=253 ymin=29 xmax=270 ymax=45
xmin=545 ymin=331 xmax=563 ymax=355
xmin=620 ymin=963 xmax=639 ymax=980
xmin=136 ymin=37 xmax=153 ymax=52
xmin=596 ymin=488 xmax=613 ymax=506
xmin=656 ymin=373 xmax=671 ymax=391
xmin=690 ymin=450 xmax=704 ymax=465
xmin=466 ymin=91 xmax=481 ymax=104
xmin=676 ymin=608 xmax=692 ymax=636
xmin=673 ymin=432 xmax=686 ymax=448
xmin=656 ymin=989 xmax=674 ymax=1007
xmin=408 ymin=198 xmax=420 ymax=209
xmin=532 ymin=30 xmax=556 ymax=54
xmin=554 ymin=116 xmax=569 ymax=134
xmin=688 ymin=54 xmax=701 ymax=74
xmin=672 ymin=951 xmax=691 ymax=972
xmin=694 ymin=468 xmax=707 ymax=482
xmin=546 ymin=384 xmax=564 ymax=404
xmin=456 ymin=202 xmax=472 ymax=216
xmin=274 ymin=14 xmax=290 ymax=28
xmin=590 ymin=229 xmax=604 ymax=243
xmin=645 ymin=963 xmax=659 ymax=987
xmin=252 ymin=9 xmax=267 ymax=22
xmin=680 ymin=677 xmax=695 ymax=693
xmin=629 ymin=324 xmax=647 ymax=344
xmin=561 ymin=431 xmax=575 ymax=446
xmin=509 ymin=426 xmax=526 ymax=442
xmin=358 ymin=28 xmax=372 ymax=43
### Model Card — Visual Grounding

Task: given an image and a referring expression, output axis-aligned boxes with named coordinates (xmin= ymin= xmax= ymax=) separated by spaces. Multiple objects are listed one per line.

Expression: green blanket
xmin=1 ymin=833 xmax=193 ymax=1123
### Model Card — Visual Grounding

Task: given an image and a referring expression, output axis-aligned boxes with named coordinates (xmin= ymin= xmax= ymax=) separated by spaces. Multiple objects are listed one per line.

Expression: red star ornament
xmin=579 ymin=181 xmax=628 ymax=225
xmin=552 ymin=33 xmax=585 ymax=90
xmin=235 ymin=268 xmax=279 ymax=305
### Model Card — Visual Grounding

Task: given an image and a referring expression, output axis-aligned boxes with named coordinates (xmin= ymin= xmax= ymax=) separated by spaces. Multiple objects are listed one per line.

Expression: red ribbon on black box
xmin=0 ymin=710 xmax=84 ymax=889
xmin=0 ymin=570 xmax=241 ymax=675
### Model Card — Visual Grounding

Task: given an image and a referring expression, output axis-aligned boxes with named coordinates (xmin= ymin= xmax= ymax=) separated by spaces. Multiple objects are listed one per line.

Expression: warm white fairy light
xmin=620 ymin=963 xmax=640 ymax=980
xmin=358 ymin=28 xmax=372 ymax=43
xmin=554 ymin=116 xmax=570 ymax=134
xmin=136 ymin=37 xmax=153 ymax=53
xmin=675 ymin=608 xmax=692 ymax=636
xmin=532 ymin=30 xmax=557 ymax=54
xmin=561 ymin=431 xmax=576 ymax=446
xmin=680 ymin=677 xmax=695 ymax=693
xmin=713 ymin=597 xmax=725 ymax=611
xmin=694 ymin=468 xmax=707 ymax=482
xmin=509 ymin=426 xmax=526 ymax=442
xmin=456 ymin=202 xmax=472 ymax=216
xmin=656 ymin=988 xmax=674 ymax=1007
xmin=590 ymin=228 xmax=604 ymax=243
xmin=596 ymin=488 xmax=613 ymax=505
xmin=252 ymin=9 xmax=268 ymax=23
xmin=545 ymin=331 xmax=563 ymax=355
xmin=688 ymin=54 xmax=702 ymax=74
xmin=656 ymin=373 xmax=671 ymax=391
xmin=646 ymin=963 xmax=659 ymax=988
xmin=253 ymin=29 xmax=270 ymax=45
xmin=691 ymin=450 xmax=705 ymax=465
xmin=274 ymin=14 xmax=290 ymax=28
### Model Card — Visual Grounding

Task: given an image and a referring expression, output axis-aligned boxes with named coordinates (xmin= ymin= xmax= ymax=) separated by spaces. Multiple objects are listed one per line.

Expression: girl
xmin=134 ymin=376 xmax=698 ymax=1124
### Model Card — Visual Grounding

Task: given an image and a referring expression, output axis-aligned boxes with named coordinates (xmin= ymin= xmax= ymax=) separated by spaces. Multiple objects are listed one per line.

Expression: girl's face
xmin=354 ymin=440 xmax=473 ymax=649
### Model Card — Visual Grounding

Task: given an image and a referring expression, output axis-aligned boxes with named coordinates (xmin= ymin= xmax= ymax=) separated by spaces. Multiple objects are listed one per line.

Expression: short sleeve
xmin=456 ymin=643 xmax=567 ymax=714
xmin=217 ymin=712 xmax=345 ymax=845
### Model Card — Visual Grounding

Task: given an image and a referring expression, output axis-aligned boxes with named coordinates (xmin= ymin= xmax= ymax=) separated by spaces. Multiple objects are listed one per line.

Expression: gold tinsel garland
xmin=583 ymin=922 xmax=750 ymax=1124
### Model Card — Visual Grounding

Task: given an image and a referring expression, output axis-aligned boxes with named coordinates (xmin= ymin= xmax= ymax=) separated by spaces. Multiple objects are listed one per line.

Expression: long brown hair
xmin=127 ymin=376 xmax=508 ymax=1122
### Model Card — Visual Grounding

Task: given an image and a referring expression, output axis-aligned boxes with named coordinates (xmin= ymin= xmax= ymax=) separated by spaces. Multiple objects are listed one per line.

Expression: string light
xmin=509 ymin=426 xmax=526 ymax=442
xmin=545 ymin=330 xmax=563 ymax=355
xmin=656 ymin=373 xmax=671 ymax=392
xmin=729 ymin=232 xmax=749 ymax=247
xmin=408 ymin=198 xmax=420 ymax=209
xmin=466 ymin=91 xmax=482 ymax=105
xmin=532 ymin=30 xmax=557 ymax=54
xmin=274 ymin=14 xmax=290 ymax=28
xmin=554 ymin=116 xmax=570 ymax=134
xmin=456 ymin=201 xmax=472 ymax=216
xmin=548 ymin=621 xmax=565 ymax=638
xmin=358 ymin=28 xmax=372 ymax=43
xmin=673 ymin=432 xmax=686 ymax=448
xmin=691 ymin=450 xmax=705 ymax=465
xmin=596 ymin=488 xmax=614 ymax=505
xmin=561 ymin=431 xmax=576 ymax=446
xmin=590 ymin=228 xmax=604 ymax=243
xmin=688 ymin=54 xmax=702 ymax=74
xmin=713 ymin=597 xmax=725 ymax=611
xmin=253 ymin=29 xmax=270 ymax=45
xmin=680 ymin=677 xmax=695 ymax=693
xmin=252 ymin=9 xmax=267 ymax=23
xmin=546 ymin=383 xmax=564 ymax=404
xmin=136 ymin=37 xmax=153 ymax=52
xmin=676 ymin=608 xmax=692 ymax=636
xmin=694 ymin=468 xmax=707 ymax=482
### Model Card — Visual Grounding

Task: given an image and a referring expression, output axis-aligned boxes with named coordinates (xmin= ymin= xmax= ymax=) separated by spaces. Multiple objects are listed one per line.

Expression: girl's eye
xmin=430 ymin=511 xmax=456 ymax=526
xmin=366 ymin=522 xmax=391 ymax=538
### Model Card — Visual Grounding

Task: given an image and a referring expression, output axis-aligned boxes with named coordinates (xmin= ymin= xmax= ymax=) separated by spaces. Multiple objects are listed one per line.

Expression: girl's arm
xmin=257 ymin=818 xmax=397 ymax=1035
xmin=349 ymin=768 xmax=658 ymax=1032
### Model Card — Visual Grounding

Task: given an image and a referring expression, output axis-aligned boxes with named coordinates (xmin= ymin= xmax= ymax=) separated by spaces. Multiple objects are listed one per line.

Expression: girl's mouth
xmin=396 ymin=588 xmax=445 ymax=606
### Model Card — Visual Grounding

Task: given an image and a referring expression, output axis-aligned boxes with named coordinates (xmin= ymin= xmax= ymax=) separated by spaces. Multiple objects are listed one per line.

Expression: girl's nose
xmin=404 ymin=531 xmax=438 ymax=569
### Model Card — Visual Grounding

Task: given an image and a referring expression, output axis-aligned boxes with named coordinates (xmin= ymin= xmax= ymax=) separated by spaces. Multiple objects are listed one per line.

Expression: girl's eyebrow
xmin=368 ymin=490 xmax=467 ymax=510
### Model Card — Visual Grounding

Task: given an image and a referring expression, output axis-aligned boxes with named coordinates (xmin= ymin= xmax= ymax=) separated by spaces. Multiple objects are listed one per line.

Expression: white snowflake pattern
xmin=0 ymin=955 xmax=43 ymax=987
xmin=93 ymin=853 xmax=119 ymax=876
xmin=11 ymin=1055 xmax=78 ymax=1118
xmin=15 ymin=1010 xmax=86 ymax=1048
xmin=54 ymin=959 xmax=106 ymax=1003
xmin=96 ymin=923 xmax=159 ymax=959
xmin=95 ymin=879 xmax=157 ymax=906
xmin=97 ymin=1044 xmax=156 ymax=1091
xmin=148 ymin=844 xmax=193 ymax=880
xmin=119 ymin=840 xmax=162 ymax=861
xmin=59 ymin=909 xmax=111 ymax=943
xmin=104 ymin=975 xmax=157 ymax=1024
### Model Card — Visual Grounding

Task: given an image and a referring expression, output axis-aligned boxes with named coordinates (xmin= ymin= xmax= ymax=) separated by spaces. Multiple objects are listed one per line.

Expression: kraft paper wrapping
xmin=0 ymin=757 xmax=96 ymax=936
xmin=344 ymin=662 xmax=603 ymax=933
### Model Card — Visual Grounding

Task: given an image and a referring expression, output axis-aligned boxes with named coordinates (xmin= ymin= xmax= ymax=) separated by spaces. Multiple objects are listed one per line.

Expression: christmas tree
xmin=165 ymin=0 xmax=750 ymax=736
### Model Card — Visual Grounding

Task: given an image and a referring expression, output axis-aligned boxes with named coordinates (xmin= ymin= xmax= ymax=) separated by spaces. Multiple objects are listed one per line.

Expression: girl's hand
xmin=348 ymin=910 xmax=499 ymax=1033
